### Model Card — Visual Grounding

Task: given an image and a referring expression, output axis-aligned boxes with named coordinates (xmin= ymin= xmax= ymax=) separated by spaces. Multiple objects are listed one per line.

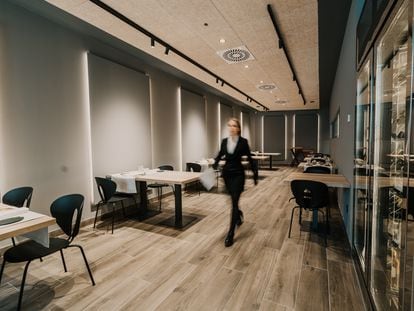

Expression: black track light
xmin=221 ymin=80 xmax=224 ymax=87
xmin=216 ymin=78 xmax=219 ymax=84
xmin=165 ymin=46 xmax=170 ymax=55
xmin=151 ymin=38 xmax=155 ymax=48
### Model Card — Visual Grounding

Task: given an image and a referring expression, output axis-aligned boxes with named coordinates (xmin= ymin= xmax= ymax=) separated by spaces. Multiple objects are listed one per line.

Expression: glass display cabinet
xmin=354 ymin=0 xmax=414 ymax=309
xmin=371 ymin=1 xmax=409 ymax=309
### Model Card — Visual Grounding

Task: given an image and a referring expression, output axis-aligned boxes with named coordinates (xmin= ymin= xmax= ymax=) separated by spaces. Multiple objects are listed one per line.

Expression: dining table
xmin=112 ymin=170 xmax=202 ymax=228
xmin=284 ymin=172 xmax=350 ymax=230
xmin=0 ymin=203 xmax=55 ymax=246
xmin=252 ymin=152 xmax=282 ymax=169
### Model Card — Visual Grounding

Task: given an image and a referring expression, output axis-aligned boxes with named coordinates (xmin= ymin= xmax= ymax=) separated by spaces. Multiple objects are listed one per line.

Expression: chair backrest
xmin=290 ymin=147 xmax=304 ymax=162
xmin=186 ymin=163 xmax=201 ymax=172
xmin=95 ymin=177 xmax=117 ymax=203
xmin=2 ymin=187 xmax=34 ymax=208
xmin=290 ymin=180 xmax=329 ymax=210
xmin=158 ymin=165 xmax=174 ymax=171
xmin=304 ymin=166 xmax=331 ymax=174
xmin=50 ymin=194 xmax=84 ymax=242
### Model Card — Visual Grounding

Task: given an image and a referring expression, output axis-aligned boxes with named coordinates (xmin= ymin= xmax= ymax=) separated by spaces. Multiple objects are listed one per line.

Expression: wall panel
xmin=264 ymin=115 xmax=285 ymax=159
xmin=181 ymin=89 xmax=206 ymax=168
xmin=295 ymin=113 xmax=318 ymax=151
xmin=88 ymin=54 xmax=151 ymax=185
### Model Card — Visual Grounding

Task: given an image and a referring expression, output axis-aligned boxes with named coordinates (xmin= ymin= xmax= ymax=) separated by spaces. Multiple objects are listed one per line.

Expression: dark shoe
xmin=225 ymin=231 xmax=234 ymax=247
xmin=237 ymin=210 xmax=244 ymax=227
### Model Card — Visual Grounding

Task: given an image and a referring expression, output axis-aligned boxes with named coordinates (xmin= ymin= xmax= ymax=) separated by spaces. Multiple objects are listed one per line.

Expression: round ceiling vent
xmin=257 ymin=84 xmax=276 ymax=91
xmin=217 ymin=45 xmax=255 ymax=64
xmin=223 ymin=48 xmax=251 ymax=62
xmin=275 ymin=99 xmax=288 ymax=104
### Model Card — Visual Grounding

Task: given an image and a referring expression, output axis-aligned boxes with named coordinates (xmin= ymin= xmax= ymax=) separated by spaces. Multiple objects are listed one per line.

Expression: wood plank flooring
xmin=0 ymin=167 xmax=366 ymax=310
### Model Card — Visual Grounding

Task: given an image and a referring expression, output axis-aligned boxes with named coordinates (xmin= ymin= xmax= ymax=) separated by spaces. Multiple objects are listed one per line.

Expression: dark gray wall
xmin=329 ymin=0 xmax=365 ymax=238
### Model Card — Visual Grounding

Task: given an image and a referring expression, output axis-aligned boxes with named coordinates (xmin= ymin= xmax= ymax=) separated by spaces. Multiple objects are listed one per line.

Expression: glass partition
xmin=354 ymin=59 xmax=372 ymax=273
xmin=372 ymin=2 xmax=409 ymax=309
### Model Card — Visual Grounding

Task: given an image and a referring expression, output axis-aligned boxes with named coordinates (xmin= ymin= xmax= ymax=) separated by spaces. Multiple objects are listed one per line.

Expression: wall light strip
xmin=261 ymin=116 xmax=264 ymax=152
xmin=317 ymin=113 xmax=320 ymax=152
xmin=83 ymin=52 xmax=95 ymax=204
xmin=218 ymin=102 xmax=221 ymax=146
xmin=284 ymin=114 xmax=288 ymax=160
xmin=89 ymin=0 xmax=269 ymax=111
xmin=178 ymin=87 xmax=182 ymax=171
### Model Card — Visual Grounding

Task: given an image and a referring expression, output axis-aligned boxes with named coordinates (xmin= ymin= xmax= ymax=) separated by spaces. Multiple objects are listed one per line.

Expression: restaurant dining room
xmin=1 ymin=0 xmax=410 ymax=310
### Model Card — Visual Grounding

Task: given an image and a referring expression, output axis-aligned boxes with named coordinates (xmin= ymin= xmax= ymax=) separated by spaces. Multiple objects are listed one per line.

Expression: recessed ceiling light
xmin=244 ymin=65 xmax=249 ymax=68
xmin=219 ymin=38 xmax=226 ymax=44
xmin=260 ymin=80 xmax=263 ymax=83
xmin=270 ymin=90 xmax=273 ymax=94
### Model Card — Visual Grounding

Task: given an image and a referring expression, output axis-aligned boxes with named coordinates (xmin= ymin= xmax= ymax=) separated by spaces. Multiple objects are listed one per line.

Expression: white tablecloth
xmin=111 ymin=173 xmax=138 ymax=193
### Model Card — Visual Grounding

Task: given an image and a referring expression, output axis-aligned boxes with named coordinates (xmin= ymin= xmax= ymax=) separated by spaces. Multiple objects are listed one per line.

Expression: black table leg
xmin=175 ymin=184 xmax=182 ymax=227
xmin=136 ymin=181 xmax=159 ymax=220
xmin=139 ymin=181 xmax=147 ymax=209
xmin=159 ymin=183 xmax=197 ymax=228
xmin=270 ymin=155 xmax=273 ymax=170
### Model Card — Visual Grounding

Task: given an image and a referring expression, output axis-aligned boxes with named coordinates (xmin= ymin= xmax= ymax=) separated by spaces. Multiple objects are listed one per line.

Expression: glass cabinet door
xmin=354 ymin=59 xmax=372 ymax=273
xmin=372 ymin=1 xmax=410 ymax=310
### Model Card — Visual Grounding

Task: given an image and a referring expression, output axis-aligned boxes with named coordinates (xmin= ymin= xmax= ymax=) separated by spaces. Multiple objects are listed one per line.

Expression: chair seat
xmin=107 ymin=196 xmax=128 ymax=204
xmin=4 ymin=238 xmax=69 ymax=263
xmin=148 ymin=183 xmax=169 ymax=188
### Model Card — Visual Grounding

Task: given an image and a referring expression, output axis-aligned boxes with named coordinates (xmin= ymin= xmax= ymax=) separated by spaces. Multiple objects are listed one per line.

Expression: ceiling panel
xmin=45 ymin=0 xmax=319 ymax=111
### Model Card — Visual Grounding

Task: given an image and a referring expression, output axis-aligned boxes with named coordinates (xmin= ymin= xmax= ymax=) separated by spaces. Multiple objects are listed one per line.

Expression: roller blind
xmin=264 ymin=115 xmax=285 ymax=159
xmin=88 ymin=54 xmax=151 ymax=181
xmin=242 ymin=111 xmax=251 ymax=142
xmin=220 ymin=104 xmax=233 ymax=139
xmin=181 ymin=89 xmax=206 ymax=168
xmin=295 ymin=113 xmax=318 ymax=151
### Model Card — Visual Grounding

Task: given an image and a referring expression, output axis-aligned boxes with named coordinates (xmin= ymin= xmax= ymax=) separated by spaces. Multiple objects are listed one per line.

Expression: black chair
xmin=288 ymin=180 xmax=329 ymax=245
xmin=147 ymin=165 xmax=175 ymax=211
xmin=0 ymin=194 xmax=95 ymax=310
xmin=2 ymin=187 xmax=33 ymax=208
xmin=94 ymin=177 xmax=128 ymax=234
xmin=186 ymin=163 xmax=202 ymax=195
xmin=2 ymin=187 xmax=34 ymax=246
xmin=290 ymin=147 xmax=304 ymax=166
xmin=304 ymin=166 xmax=331 ymax=174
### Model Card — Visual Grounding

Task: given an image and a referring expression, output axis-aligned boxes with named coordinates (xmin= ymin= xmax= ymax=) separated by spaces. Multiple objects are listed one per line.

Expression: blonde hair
xmin=228 ymin=118 xmax=241 ymax=135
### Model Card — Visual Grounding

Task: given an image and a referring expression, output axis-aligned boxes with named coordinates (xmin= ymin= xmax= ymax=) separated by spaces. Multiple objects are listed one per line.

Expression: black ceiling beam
xmin=88 ymin=0 xmax=269 ymax=111
xmin=267 ymin=4 xmax=306 ymax=105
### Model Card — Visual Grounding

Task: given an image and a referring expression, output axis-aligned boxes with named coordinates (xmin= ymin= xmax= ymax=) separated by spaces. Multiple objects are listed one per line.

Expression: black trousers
xmin=222 ymin=169 xmax=245 ymax=232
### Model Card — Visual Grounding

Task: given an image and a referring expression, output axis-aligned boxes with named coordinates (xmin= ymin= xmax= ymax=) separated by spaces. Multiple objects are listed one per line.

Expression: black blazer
xmin=214 ymin=137 xmax=257 ymax=175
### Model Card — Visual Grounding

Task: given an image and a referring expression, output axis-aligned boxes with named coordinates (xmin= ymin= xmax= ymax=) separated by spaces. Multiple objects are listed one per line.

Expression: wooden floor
xmin=0 ymin=167 xmax=366 ymax=310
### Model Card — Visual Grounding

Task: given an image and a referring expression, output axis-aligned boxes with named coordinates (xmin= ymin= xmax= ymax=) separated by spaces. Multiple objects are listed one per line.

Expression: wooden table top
xmin=133 ymin=170 xmax=202 ymax=185
xmin=252 ymin=152 xmax=282 ymax=156
xmin=284 ymin=172 xmax=351 ymax=188
xmin=251 ymin=155 xmax=270 ymax=160
xmin=0 ymin=205 xmax=55 ymax=241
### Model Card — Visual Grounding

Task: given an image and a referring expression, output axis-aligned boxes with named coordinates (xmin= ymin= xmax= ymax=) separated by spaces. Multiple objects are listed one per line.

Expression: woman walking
xmin=213 ymin=118 xmax=258 ymax=247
